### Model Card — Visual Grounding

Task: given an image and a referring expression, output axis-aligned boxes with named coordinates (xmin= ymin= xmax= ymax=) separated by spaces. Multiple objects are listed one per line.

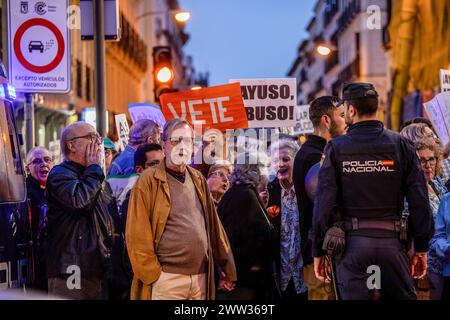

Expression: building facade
xmin=288 ymin=0 xmax=389 ymax=121
xmin=385 ymin=0 xmax=450 ymax=130
xmin=1 ymin=0 xmax=205 ymax=150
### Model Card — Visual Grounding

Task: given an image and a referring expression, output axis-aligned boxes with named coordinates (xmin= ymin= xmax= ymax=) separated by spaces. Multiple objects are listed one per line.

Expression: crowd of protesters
xmin=17 ymin=84 xmax=450 ymax=301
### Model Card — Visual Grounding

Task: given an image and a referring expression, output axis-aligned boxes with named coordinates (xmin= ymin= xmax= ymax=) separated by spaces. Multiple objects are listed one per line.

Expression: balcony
xmin=325 ymin=49 xmax=339 ymax=74
xmin=299 ymin=69 xmax=308 ymax=85
xmin=338 ymin=55 xmax=361 ymax=85
xmin=337 ymin=0 xmax=361 ymax=34
xmin=324 ymin=0 xmax=340 ymax=27
xmin=309 ymin=77 xmax=324 ymax=98
xmin=111 ymin=13 xmax=148 ymax=72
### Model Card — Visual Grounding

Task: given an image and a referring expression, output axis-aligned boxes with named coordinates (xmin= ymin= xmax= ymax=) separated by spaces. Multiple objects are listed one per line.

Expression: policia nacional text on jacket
xmin=312 ymin=83 xmax=434 ymax=300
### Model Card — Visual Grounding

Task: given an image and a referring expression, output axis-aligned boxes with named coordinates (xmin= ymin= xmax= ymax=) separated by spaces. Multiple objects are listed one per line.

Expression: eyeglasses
xmin=209 ymin=171 xmax=230 ymax=181
xmin=70 ymin=133 xmax=102 ymax=143
xmin=145 ymin=160 xmax=161 ymax=168
xmin=169 ymin=136 xmax=194 ymax=146
xmin=419 ymin=157 xmax=437 ymax=167
xmin=30 ymin=157 xmax=53 ymax=165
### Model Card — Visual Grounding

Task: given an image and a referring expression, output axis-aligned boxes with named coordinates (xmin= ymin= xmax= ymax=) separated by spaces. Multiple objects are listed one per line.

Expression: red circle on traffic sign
xmin=13 ymin=18 xmax=65 ymax=74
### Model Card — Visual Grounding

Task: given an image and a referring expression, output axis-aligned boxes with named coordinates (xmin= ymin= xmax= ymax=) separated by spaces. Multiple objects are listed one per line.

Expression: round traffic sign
xmin=13 ymin=18 xmax=65 ymax=74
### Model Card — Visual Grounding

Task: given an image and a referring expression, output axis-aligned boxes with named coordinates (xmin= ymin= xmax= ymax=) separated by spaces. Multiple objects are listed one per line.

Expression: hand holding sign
xmin=160 ymin=83 xmax=248 ymax=132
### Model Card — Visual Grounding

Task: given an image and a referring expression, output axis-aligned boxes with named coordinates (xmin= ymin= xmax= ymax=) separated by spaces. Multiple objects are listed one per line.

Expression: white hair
xmin=26 ymin=146 xmax=50 ymax=164
xmin=269 ymin=138 xmax=300 ymax=159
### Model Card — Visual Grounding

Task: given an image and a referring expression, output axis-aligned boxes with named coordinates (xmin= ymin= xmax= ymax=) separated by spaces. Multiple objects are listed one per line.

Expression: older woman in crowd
xmin=401 ymin=135 xmax=447 ymax=299
xmin=414 ymin=139 xmax=448 ymax=300
xmin=217 ymin=155 xmax=280 ymax=300
xmin=400 ymin=123 xmax=439 ymax=146
xmin=25 ymin=146 xmax=54 ymax=291
xmin=267 ymin=139 xmax=308 ymax=301
xmin=207 ymin=161 xmax=233 ymax=207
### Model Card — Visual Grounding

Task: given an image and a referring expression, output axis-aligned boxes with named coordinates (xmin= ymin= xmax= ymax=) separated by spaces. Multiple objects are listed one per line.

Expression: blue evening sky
xmin=178 ymin=0 xmax=317 ymax=86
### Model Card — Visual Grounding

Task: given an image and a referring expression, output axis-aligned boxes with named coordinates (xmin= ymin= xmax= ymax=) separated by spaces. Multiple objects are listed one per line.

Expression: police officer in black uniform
xmin=312 ymin=82 xmax=434 ymax=300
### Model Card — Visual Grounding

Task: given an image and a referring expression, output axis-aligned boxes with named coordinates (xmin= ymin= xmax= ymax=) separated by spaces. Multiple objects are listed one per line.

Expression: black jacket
xmin=292 ymin=135 xmax=326 ymax=265
xmin=217 ymin=184 xmax=277 ymax=298
xmin=45 ymin=161 xmax=115 ymax=279
xmin=26 ymin=176 xmax=49 ymax=290
xmin=312 ymin=121 xmax=434 ymax=257
xmin=267 ymin=178 xmax=287 ymax=283
xmin=27 ymin=176 xmax=48 ymax=244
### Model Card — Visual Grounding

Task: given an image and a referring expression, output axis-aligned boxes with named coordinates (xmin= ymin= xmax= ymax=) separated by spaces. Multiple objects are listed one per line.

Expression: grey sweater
xmin=156 ymin=171 xmax=209 ymax=275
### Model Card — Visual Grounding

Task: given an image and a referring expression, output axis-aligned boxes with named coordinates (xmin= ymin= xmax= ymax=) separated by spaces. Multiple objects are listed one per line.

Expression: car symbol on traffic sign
xmin=28 ymin=40 xmax=44 ymax=53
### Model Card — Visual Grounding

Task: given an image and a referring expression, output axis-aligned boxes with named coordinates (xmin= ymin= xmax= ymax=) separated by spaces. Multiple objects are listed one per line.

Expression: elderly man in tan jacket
xmin=126 ymin=119 xmax=236 ymax=300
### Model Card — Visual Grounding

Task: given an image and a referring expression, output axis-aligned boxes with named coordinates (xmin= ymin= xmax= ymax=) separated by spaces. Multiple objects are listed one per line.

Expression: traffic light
xmin=153 ymin=46 xmax=175 ymax=102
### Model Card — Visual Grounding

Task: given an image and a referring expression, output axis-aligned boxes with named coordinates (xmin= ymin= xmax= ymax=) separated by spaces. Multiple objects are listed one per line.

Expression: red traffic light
xmin=153 ymin=46 xmax=174 ymax=101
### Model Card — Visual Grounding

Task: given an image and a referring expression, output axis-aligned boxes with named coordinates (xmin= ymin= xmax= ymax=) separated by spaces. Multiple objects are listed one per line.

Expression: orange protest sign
xmin=160 ymin=83 xmax=249 ymax=132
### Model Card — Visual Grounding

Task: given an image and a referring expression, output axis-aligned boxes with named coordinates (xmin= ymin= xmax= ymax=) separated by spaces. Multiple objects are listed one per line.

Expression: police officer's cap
xmin=341 ymin=82 xmax=379 ymax=102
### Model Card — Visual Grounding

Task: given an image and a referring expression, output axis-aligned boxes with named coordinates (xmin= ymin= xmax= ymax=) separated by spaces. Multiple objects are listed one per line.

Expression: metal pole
xmin=25 ymin=93 xmax=35 ymax=153
xmin=94 ymin=0 xmax=107 ymax=136
xmin=2 ymin=0 xmax=9 ymax=69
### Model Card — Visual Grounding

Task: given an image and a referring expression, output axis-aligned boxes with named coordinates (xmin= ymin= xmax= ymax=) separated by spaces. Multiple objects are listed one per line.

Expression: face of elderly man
xmin=27 ymin=147 xmax=53 ymax=186
xmin=164 ymin=123 xmax=194 ymax=168
xmin=65 ymin=122 xmax=102 ymax=167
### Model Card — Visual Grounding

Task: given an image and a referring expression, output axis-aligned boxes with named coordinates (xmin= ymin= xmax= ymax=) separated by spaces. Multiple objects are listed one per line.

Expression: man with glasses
xmin=45 ymin=122 xmax=116 ymax=299
xmin=25 ymin=147 xmax=54 ymax=292
xmin=126 ymin=118 xmax=236 ymax=300
xmin=109 ymin=119 xmax=162 ymax=176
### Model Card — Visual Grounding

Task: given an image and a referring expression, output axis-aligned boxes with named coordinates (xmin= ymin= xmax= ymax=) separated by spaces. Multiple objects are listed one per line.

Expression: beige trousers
xmin=151 ymin=271 xmax=207 ymax=300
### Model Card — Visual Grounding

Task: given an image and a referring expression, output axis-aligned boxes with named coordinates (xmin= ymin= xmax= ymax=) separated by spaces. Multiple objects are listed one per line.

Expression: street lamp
xmin=174 ymin=11 xmax=191 ymax=23
xmin=317 ymin=45 xmax=332 ymax=56
xmin=136 ymin=9 xmax=191 ymax=23
xmin=316 ymin=43 xmax=337 ymax=57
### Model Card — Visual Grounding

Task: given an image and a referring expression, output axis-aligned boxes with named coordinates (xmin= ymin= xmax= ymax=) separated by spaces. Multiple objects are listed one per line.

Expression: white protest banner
xmin=128 ymin=103 xmax=166 ymax=127
xmin=294 ymin=105 xmax=314 ymax=135
xmin=107 ymin=174 xmax=139 ymax=206
xmin=48 ymin=139 xmax=61 ymax=165
xmin=423 ymin=91 xmax=450 ymax=147
xmin=440 ymin=69 xmax=450 ymax=93
xmin=230 ymin=78 xmax=297 ymax=128
xmin=115 ymin=114 xmax=129 ymax=151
